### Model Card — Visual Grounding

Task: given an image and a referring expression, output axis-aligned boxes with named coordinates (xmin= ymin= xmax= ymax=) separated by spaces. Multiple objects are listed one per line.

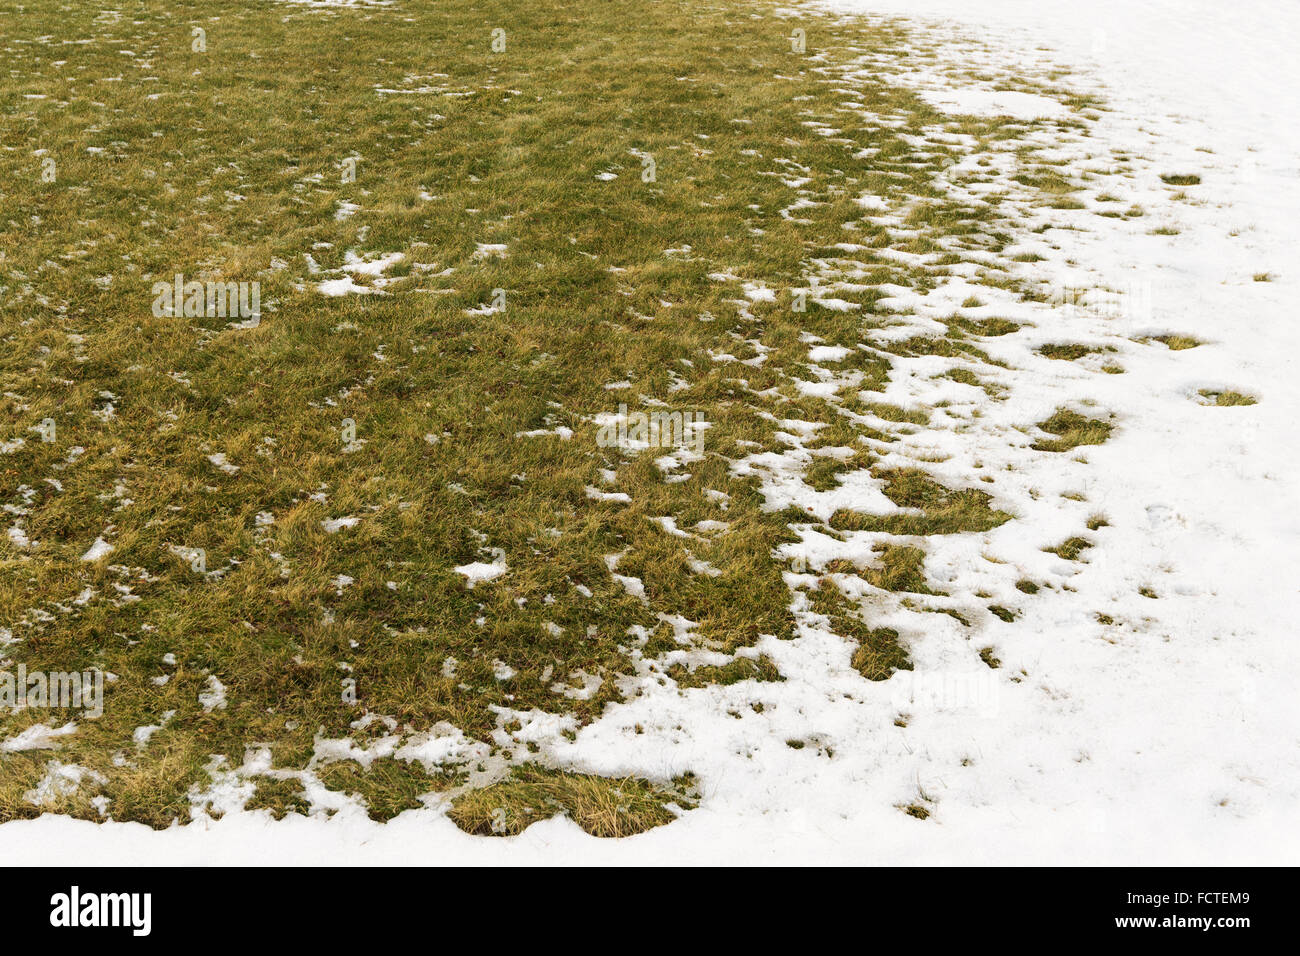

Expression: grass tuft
xmin=1149 ymin=334 xmax=1203 ymax=351
xmin=829 ymin=469 xmax=1010 ymax=535
xmin=1030 ymin=408 xmax=1113 ymax=452
xmin=1043 ymin=536 xmax=1093 ymax=561
xmin=1198 ymin=389 xmax=1258 ymax=407
xmin=1036 ymin=343 xmax=1108 ymax=361
xmin=448 ymin=766 xmax=695 ymax=838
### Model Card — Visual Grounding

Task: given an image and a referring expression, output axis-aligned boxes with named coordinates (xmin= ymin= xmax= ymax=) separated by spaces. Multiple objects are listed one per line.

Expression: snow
xmin=23 ymin=762 xmax=107 ymax=809
xmin=516 ymin=425 xmax=574 ymax=440
xmin=198 ymin=676 xmax=227 ymax=713
xmin=316 ymin=275 xmax=378 ymax=297
xmin=206 ymin=453 xmax=239 ymax=475
xmin=1 ymin=722 xmax=77 ymax=753
xmin=79 ymin=537 xmax=113 ymax=562
xmin=454 ymin=549 xmax=509 ymax=587
xmin=315 ymin=251 xmax=405 ymax=296
xmin=320 ymin=516 xmax=361 ymax=533
xmin=918 ymin=88 xmax=1068 ymax=119
xmin=785 ymin=0 xmax=1300 ymax=862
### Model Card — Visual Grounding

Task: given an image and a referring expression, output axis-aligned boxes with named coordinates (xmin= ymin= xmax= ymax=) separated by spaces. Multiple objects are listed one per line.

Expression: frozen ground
xmin=5 ymin=0 xmax=1298 ymax=863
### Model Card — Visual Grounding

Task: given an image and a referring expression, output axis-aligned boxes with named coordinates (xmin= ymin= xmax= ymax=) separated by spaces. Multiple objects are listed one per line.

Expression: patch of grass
xmin=1030 ymin=408 xmax=1113 ymax=452
xmin=1199 ymin=389 xmax=1258 ymax=406
xmin=941 ymin=367 xmax=982 ymax=387
xmin=448 ymin=766 xmax=695 ymax=838
xmin=1036 ymin=342 xmax=1110 ymax=361
xmin=828 ymin=468 xmax=1010 ymax=535
xmin=315 ymin=757 xmax=461 ymax=821
xmin=946 ymin=317 xmax=1022 ymax=337
xmin=850 ymin=627 xmax=912 ymax=682
xmin=670 ymin=654 xmax=784 ymax=688
xmin=1015 ymin=578 xmax=1039 ymax=594
xmin=900 ymin=798 xmax=932 ymax=820
xmin=988 ymin=605 xmax=1017 ymax=623
xmin=863 ymin=544 xmax=934 ymax=594
xmin=1160 ymin=173 xmax=1201 ymax=186
xmin=1149 ymin=334 xmax=1204 ymax=350
xmin=880 ymin=334 xmax=993 ymax=363
xmin=804 ymin=449 xmax=874 ymax=492
xmin=245 ymin=778 xmax=311 ymax=820
xmin=808 ymin=584 xmax=912 ymax=680
xmin=1043 ymin=536 xmax=1093 ymax=561
xmin=863 ymin=401 xmax=930 ymax=425
xmin=978 ymin=646 xmax=1001 ymax=669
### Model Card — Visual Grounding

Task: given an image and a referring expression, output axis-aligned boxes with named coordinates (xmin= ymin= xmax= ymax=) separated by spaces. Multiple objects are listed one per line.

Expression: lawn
xmin=0 ymin=0 xmax=1124 ymax=832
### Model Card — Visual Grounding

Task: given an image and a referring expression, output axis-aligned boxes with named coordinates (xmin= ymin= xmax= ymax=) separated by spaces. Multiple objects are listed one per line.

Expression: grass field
xmin=3 ymin=0 xmax=1215 ymax=834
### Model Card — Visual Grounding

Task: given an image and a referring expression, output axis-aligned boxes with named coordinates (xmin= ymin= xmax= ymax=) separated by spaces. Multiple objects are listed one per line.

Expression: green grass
xmin=1036 ymin=342 xmax=1110 ymax=361
xmin=448 ymin=766 xmax=696 ymax=837
xmin=0 ymin=0 xmax=1104 ymax=829
xmin=1149 ymin=334 xmax=1203 ymax=351
xmin=1030 ymin=408 xmax=1114 ymax=452
xmin=829 ymin=468 xmax=1010 ymax=535
xmin=850 ymin=626 xmax=912 ymax=681
xmin=1199 ymin=389 xmax=1258 ymax=407
xmin=315 ymin=757 xmax=463 ymax=822
xmin=1043 ymin=536 xmax=1093 ymax=561
xmin=946 ymin=317 xmax=1022 ymax=337
xmin=807 ymin=581 xmax=912 ymax=680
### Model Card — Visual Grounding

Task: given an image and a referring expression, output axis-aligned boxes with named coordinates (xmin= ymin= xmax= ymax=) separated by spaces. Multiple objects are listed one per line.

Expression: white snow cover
xmin=4 ymin=0 xmax=1298 ymax=865
xmin=454 ymin=548 xmax=509 ymax=587
xmin=918 ymin=88 xmax=1067 ymax=120
xmin=1 ymin=722 xmax=77 ymax=753
xmin=79 ymin=536 xmax=113 ymax=562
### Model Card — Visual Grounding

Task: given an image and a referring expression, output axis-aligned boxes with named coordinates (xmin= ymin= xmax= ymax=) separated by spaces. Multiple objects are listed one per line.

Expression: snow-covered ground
xmin=5 ymin=0 xmax=1297 ymax=864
